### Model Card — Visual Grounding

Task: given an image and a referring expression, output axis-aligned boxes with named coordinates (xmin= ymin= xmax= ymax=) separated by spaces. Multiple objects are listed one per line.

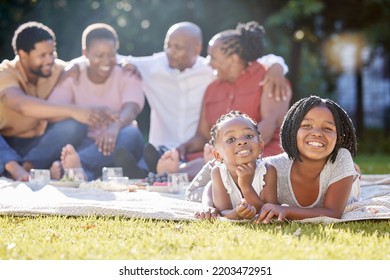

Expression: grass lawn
xmin=355 ymin=153 xmax=390 ymax=174
xmin=0 ymin=153 xmax=389 ymax=260
xmin=0 ymin=216 xmax=389 ymax=260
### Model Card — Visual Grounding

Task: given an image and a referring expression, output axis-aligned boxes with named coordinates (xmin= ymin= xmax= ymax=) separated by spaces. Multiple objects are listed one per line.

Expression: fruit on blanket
xmin=152 ymin=182 xmax=168 ymax=186
xmin=144 ymin=172 xmax=168 ymax=185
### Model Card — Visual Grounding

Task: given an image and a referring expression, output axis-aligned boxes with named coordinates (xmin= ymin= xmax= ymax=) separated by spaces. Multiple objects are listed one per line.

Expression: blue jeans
xmin=0 ymin=119 xmax=87 ymax=175
xmin=77 ymin=126 xmax=145 ymax=180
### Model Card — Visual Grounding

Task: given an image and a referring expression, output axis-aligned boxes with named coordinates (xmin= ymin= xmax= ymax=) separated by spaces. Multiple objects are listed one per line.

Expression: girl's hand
xmin=236 ymin=200 xmax=257 ymax=219
xmin=236 ymin=162 xmax=256 ymax=189
xmin=256 ymin=203 xmax=286 ymax=224
xmin=195 ymin=207 xmax=219 ymax=220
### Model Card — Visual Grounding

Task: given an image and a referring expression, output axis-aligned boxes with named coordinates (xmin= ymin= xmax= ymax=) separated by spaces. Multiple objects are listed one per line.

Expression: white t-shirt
xmin=128 ymin=53 xmax=213 ymax=148
xmin=266 ymin=148 xmax=361 ymax=207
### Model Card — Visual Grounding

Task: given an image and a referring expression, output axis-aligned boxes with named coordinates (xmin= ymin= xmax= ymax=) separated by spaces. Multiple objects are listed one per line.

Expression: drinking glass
xmin=63 ymin=168 xmax=85 ymax=182
xmin=167 ymin=173 xmax=189 ymax=194
xmin=102 ymin=167 xmax=123 ymax=181
xmin=29 ymin=169 xmax=50 ymax=191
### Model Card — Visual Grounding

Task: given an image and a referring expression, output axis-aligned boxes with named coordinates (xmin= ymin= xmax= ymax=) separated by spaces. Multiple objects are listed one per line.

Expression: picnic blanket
xmin=0 ymin=174 xmax=389 ymax=223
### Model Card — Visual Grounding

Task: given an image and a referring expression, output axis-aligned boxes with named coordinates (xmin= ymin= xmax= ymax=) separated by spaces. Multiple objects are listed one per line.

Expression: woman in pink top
xmin=49 ymin=23 xmax=146 ymax=180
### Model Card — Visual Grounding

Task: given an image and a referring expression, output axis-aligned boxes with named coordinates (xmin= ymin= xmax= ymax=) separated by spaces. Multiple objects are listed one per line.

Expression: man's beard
xmin=29 ymin=66 xmax=52 ymax=78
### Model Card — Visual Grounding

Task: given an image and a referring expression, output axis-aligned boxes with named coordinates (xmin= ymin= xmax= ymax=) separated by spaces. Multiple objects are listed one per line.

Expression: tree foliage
xmin=0 ymin=0 xmax=389 ymax=135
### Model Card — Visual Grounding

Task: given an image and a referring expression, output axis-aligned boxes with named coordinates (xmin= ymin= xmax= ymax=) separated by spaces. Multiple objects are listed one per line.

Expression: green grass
xmin=0 ymin=154 xmax=389 ymax=260
xmin=355 ymin=153 xmax=390 ymax=174
xmin=0 ymin=216 xmax=389 ymax=260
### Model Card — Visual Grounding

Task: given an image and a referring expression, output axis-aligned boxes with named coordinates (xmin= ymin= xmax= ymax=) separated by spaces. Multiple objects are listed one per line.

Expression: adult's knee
xmin=117 ymin=126 xmax=144 ymax=146
xmin=48 ymin=119 xmax=87 ymax=147
xmin=51 ymin=119 xmax=87 ymax=137
xmin=116 ymin=126 xmax=144 ymax=158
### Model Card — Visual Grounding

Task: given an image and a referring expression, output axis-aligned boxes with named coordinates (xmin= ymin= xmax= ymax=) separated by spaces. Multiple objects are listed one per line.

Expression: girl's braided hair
xmin=214 ymin=21 xmax=265 ymax=65
xmin=209 ymin=110 xmax=259 ymax=147
xmin=281 ymin=95 xmax=357 ymax=163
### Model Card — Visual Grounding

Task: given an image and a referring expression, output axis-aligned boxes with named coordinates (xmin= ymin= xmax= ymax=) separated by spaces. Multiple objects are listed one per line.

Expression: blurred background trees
xmin=1 ymin=0 xmax=389 ymax=152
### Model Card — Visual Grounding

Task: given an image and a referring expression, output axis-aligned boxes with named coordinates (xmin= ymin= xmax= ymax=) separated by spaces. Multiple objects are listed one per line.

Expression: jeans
xmin=0 ymin=119 xmax=87 ymax=175
xmin=77 ymin=125 xmax=145 ymax=180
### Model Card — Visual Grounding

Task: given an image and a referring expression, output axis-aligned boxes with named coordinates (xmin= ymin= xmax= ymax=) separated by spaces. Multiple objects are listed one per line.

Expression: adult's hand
xmin=58 ymin=63 xmax=81 ymax=85
xmin=95 ymin=125 xmax=120 ymax=156
xmin=72 ymin=106 xmax=118 ymax=128
xmin=259 ymin=64 xmax=291 ymax=102
xmin=176 ymin=145 xmax=187 ymax=162
xmin=120 ymin=62 xmax=142 ymax=80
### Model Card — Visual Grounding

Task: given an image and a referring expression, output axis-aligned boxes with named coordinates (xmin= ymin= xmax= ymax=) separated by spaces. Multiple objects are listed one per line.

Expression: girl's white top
xmin=218 ymin=159 xmax=267 ymax=208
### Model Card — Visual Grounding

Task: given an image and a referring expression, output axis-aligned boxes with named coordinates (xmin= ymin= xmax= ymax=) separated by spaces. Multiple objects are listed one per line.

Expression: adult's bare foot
xmin=50 ymin=161 xmax=63 ymax=180
xmin=5 ymin=161 xmax=29 ymax=181
xmin=61 ymin=144 xmax=82 ymax=169
xmin=156 ymin=149 xmax=180 ymax=174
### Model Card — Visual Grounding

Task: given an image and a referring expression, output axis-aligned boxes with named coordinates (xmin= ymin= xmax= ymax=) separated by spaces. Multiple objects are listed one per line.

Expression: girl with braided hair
xmin=196 ymin=96 xmax=360 ymax=221
xmin=204 ymin=110 xmax=277 ymax=220
xmin=256 ymin=95 xmax=360 ymax=222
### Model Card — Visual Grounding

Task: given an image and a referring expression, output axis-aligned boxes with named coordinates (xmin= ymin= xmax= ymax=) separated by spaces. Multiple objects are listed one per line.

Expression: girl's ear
xmin=213 ymin=148 xmax=223 ymax=162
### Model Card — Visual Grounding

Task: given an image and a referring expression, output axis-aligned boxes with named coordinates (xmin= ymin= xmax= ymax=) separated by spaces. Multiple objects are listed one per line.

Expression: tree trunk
xmin=289 ymin=40 xmax=302 ymax=103
xmin=355 ymin=69 xmax=364 ymax=137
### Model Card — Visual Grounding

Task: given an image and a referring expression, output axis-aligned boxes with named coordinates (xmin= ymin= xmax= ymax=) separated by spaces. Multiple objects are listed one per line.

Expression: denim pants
xmin=0 ymin=119 xmax=87 ymax=175
xmin=77 ymin=125 xmax=145 ymax=180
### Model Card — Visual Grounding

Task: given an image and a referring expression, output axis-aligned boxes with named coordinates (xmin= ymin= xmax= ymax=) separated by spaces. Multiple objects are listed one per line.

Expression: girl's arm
xmin=194 ymin=183 xmax=219 ymax=220
xmin=257 ymin=81 xmax=291 ymax=145
xmin=258 ymin=176 xmax=354 ymax=222
xmin=211 ymin=167 xmax=242 ymax=220
xmin=259 ymin=163 xmax=278 ymax=204
xmin=237 ymin=161 xmax=277 ymax=212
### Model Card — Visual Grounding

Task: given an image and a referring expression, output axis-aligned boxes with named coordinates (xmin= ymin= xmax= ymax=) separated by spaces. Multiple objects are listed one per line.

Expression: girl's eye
xmin=245 ymin=134 xmax=255 ymax=139
xmin=324 ymin=127 xmax=335 ymax=132
xmin=226 ymin=137 xmax=235 ymax=143
xmin=301 ymin=124 xmax=311 ymax=129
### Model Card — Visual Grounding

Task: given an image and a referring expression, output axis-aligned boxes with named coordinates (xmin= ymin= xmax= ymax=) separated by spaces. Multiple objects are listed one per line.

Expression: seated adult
xmin=156 ymin=21 xmax=292 ymax=180
xmin=49 ymin=23 xmax=145 ymax=180
xmin=0 ymin=21 xmax=115 ymax=181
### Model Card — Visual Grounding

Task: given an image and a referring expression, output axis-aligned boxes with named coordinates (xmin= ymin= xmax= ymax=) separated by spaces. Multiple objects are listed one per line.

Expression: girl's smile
xmin=214 ymin=117 xmax=263 ymax=165
xmin=297 ymin=105 xmax=337 ymax=161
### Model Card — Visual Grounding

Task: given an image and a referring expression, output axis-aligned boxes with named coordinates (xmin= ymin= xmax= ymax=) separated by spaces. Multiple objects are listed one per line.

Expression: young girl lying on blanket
xmin=195 ymin=96 xmax=361 ymax=221
xmin=196 ymin=110 xmax=277 ymax=220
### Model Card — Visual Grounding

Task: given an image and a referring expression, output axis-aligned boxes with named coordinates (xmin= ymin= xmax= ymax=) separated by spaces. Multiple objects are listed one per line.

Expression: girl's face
xmin=84 ymin=38 xmax=117 ymax=83
xmin=213 ymin=117 xmax=263 ymax=166
xmin=296 ymin=105 xmax=337 ymax=161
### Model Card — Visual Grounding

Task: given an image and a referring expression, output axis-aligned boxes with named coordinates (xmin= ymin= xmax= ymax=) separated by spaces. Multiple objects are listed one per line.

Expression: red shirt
xmin=203 ymin=61 xmax=282 ymax=157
